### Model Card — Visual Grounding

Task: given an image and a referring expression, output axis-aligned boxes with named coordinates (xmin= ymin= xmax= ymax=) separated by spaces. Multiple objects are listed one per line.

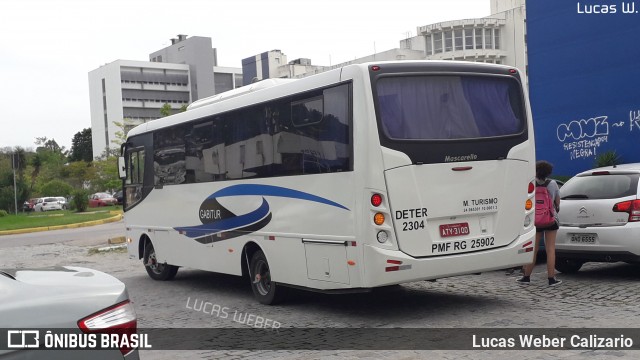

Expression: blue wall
xmin=527 ymin=0 xmax=640 ymax=176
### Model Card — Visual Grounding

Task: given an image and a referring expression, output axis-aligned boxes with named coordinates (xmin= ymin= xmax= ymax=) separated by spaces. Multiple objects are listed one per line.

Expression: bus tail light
xmin=374 ymin=213 xmax=385 ymax=225
xmin=525 ymin=199 xmax=533 ymax=211
xmin=528 ymin=182 xmax=535 ymax=194
xmin=613 ymin=200 xmax=640 ymax=222
xmin=371 ymin=194 xmax=383 ymax=207
xmin=78 ymin=300 xmax=137 ymax=355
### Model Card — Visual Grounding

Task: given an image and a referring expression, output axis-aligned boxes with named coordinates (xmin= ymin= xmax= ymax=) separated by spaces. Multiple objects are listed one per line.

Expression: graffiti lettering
xmin=630 ymin=110 xmax=640 ymax=132
xmin=556 ymin=116 xmax=609 ymax=142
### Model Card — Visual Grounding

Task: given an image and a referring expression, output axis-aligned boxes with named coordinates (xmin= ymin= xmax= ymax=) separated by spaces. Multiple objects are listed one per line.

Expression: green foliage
xmin=70 ymin=189 xmax=90 ymax=212
xmin=68 ymin=128 xmax=93 ymax=162
xmin=0 ymin=210 xmax=8 ymax=217
xmin=595 ymin=150 xmax=621 ymax=168
xmin=91 ymin=158 xmax=119 ymax=193
xmin=39 ymin=179 xmax=74 ymax=197
xmin=160 ymin=103 xmax=173 ymax=117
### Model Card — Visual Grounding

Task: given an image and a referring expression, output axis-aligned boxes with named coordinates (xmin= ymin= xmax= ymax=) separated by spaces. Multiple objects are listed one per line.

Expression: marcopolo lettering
xmin=444 ymin=153 xmax=478 ymax=162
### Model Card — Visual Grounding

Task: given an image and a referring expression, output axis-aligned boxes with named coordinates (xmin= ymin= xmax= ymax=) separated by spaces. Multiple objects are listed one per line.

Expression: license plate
xmin=570 ymin=233 xmax=597 ymax=244
xmin=440 ymin=222 xmax=470 ymax=238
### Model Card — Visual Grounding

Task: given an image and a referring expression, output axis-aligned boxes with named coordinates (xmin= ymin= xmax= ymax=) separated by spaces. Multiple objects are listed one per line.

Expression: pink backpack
xmin=535 ymin=180 xmax=556 ymax=227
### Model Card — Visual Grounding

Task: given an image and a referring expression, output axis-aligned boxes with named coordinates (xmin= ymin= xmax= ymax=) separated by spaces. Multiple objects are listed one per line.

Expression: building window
xmin=425 ymin=35 xmax=432 ymax=55
xmin=434 ymin=32 xmax=443 ymax=53
xmin=454 ymin=29 xmax=463 ymax=51
xmin=464 ymin=29 xmax=473 ymax=50
xmin=444 ymin=31 xmax=452 ymax=52
xmin=494 ymin=29 xmax=501 ymax=50
xmin=475 ymin=28 xmax=483 ymax=49
xmin=485 ymin=28 xmax=493 ymax=49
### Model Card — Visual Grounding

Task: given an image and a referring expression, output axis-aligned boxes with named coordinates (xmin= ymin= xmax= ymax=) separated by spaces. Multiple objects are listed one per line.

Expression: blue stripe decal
xmin=208 ymin=184 xmax=349 ymax=211
xmin=175 ymin=198 xmax=270 ymax=238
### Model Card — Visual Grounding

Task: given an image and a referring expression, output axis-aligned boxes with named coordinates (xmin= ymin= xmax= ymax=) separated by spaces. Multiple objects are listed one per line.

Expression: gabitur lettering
xmin=395 ymin=208 xmax=428 ymax=220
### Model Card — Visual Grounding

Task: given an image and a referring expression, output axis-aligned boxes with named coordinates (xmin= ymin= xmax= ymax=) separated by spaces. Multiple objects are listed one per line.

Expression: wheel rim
xmin=254 ymin=259 xmax=271 ymax=296
xmin=146 ymin=248 xmax=165 ymax=274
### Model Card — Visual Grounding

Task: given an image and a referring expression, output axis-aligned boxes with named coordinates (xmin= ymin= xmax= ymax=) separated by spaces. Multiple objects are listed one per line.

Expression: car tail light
xmin=78 ymin=300 xmax=137 ymax=355
xmin=612 ymin=200 xmax=640 ymax=222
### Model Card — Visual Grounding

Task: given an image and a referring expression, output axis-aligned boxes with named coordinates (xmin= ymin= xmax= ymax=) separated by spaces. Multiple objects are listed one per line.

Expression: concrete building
xmin=149 ymin=35 xmax=216 ymax=101
xmin=88 ymin=60 xmax=191 ymax=158
xmin=88 ymin=35 xmax=242 ymax=159
xmin=400 ymin=0 xmax=526 ymax=74
xmin=243 ymin=0 xmax=526 ymax=83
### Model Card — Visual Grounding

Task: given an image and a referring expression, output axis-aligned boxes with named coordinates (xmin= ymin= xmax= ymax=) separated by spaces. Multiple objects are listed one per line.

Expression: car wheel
xmin=555 ymin=257 xmax=584 ymax=273
xmin=143 ymin=241 xmax=178 ymax=281
xmin=249 ymin=250 xmax=287 ymax=305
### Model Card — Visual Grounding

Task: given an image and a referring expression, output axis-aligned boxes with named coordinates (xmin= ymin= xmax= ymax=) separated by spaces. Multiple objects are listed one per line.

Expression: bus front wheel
xmin=143 ymin=241 xmax=179 ymax=281
xmin=249 ymin=250 xmax=286 ymax=305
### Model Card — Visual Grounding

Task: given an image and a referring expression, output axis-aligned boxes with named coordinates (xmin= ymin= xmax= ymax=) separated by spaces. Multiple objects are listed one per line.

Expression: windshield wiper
xmin=561 ymin=194 xmax=589 ymax=200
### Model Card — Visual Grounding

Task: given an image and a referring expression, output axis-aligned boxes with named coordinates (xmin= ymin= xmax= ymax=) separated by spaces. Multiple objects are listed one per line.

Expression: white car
xmin=556 ymin=163 xmax=640 ymax=273
xmin=55 ymin=196 xmax=69 ymax=210
xmin=33 ymin=197 xmax=64 ymax=212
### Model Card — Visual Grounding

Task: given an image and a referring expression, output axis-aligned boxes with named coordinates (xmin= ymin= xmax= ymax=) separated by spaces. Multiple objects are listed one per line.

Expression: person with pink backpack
xmin=517 ymin=160 xmax=563 ymax=286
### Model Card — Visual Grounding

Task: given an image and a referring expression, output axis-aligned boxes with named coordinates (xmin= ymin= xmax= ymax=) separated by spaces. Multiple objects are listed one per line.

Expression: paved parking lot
xmin=2 ymin=237 xmax=639 ymax=359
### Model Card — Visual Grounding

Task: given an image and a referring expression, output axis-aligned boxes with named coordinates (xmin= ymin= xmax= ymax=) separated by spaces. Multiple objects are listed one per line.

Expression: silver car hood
xmin=0 ymin=266 xmax=128 ymax=328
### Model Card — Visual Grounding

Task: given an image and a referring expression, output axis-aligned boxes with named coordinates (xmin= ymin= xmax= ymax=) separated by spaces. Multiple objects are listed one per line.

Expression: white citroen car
xmin=556 ymin=163 xmax=640 ymax=273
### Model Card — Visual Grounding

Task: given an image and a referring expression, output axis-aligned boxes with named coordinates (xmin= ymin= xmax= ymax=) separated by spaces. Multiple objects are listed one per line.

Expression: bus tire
xmin=143 ymin=240 xmax=179 ymax=281
xmin=249 ymin=250 xmax=286 ymax=305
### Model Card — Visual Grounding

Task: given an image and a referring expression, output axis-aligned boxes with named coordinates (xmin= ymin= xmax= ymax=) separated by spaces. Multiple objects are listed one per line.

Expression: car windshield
xmin=561 ymin=173 xmax=639 ymax=200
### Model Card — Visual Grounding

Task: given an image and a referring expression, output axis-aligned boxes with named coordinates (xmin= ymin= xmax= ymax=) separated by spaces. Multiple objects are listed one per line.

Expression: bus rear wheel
xmin=143 ymin=241 xmax=179 ymax=280
xmin=249 ymin=250 xmax=286 ymax=305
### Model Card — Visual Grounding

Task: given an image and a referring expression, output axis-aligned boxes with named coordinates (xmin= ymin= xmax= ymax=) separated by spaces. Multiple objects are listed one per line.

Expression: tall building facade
xmin=88 ymin=35 xmax=242 ymax=159
xmin=402 ymin=0 xmax=526 ymax=74
xmin=88 ymin=60 xmax=190 ymax=158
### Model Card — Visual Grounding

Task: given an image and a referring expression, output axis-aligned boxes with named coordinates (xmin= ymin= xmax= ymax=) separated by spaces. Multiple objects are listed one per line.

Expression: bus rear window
xmin=376 ymin=75 xmax=525 ymax=140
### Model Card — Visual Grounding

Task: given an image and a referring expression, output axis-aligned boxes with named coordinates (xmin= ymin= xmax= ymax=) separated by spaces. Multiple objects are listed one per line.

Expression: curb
xmin=0 ymin=212 xmax=123 ymax=237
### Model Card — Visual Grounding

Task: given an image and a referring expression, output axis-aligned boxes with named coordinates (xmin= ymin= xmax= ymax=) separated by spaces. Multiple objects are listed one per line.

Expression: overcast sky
xmin=0 ymin=0 xmax=489 ymax=151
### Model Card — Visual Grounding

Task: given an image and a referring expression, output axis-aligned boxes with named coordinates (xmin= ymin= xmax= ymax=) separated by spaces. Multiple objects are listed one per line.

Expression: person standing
xmin=518 ymin=160 xmax=562 ymax=286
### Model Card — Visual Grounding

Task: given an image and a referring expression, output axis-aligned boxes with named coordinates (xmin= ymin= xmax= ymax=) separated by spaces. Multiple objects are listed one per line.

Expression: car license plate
xmin=440 ymin=222 xmax=470 ymax=238
xmin=570 ymin=233 xmax=597 ymax=244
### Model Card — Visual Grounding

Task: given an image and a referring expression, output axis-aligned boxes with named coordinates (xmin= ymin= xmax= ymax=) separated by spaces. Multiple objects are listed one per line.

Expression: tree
xmin=69 ymin=128 xmax=93 ymax=162
xmin=160 ymin=103 xmax=172 ymax=117
xmin=39 ymin=179 xmax=73 ymax=197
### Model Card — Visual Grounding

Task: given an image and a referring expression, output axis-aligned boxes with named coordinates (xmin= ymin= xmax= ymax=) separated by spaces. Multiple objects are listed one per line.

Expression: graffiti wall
xmin=527 ymin=0 xmax=640 ymax=176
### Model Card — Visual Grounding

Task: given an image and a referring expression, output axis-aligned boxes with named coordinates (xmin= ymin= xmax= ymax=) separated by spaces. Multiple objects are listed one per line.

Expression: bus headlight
xmin=377 ymin=231 xmax=389 ymax=243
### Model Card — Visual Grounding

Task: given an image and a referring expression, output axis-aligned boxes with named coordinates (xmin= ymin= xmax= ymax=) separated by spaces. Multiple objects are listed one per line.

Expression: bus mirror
xmin=118 ymin=156 xmax=126 ymax=180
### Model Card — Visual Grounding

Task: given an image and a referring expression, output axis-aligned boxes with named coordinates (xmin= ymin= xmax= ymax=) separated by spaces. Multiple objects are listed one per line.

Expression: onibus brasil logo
xmin=175 ymin=184 xmax=349 ymax=244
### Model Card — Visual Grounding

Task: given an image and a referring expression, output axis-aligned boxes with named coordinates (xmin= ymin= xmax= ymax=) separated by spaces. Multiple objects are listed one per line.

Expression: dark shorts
xmin=536 ymin=222 xmax=559 ymax=233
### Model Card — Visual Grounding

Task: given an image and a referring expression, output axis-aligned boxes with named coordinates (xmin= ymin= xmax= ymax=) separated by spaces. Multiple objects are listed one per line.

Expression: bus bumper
xmin=362 ymin=229 xmax=535 ymax=287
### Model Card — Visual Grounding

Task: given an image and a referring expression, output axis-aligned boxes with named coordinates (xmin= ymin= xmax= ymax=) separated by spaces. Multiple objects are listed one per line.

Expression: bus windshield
xmin=376 ymin=75 xmax=525 ymax=140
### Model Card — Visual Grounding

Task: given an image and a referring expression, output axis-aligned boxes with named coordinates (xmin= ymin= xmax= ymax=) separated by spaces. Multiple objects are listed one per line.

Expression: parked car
xmin=22 ymin=198 xmax=37 ymax=212
xmin=0 ymin=266 xmax=140 ymax=359
xmin=555 ymin=163 xmax=640 ymax=273
xmin=89 ymin=192 xmax=118 ymax=207
xmin=56 ymin=196 xmax=69 ymax=210
xmin=113 ymin=190 xmax=123 ymax=205
xmin=33 ymin=197 xmax=64 ymax=212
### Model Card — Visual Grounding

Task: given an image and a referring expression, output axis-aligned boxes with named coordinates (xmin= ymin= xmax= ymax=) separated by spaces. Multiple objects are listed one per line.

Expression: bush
xmin=39 ymin=179 xmax=74 ymax=198
xmin=0 ymin=210 xmax=8 ymax=217
xmin=595 ymin=150 xmax=621 ymax=168
xmin=70 ymin=189 xmax=90 ymax=212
